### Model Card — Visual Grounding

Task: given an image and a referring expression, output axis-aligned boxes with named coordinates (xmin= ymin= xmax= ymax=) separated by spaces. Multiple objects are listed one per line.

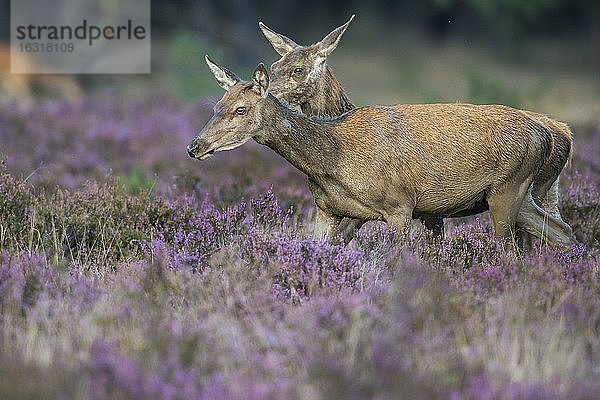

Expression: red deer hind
xmin=187 ymin=56 xmax=573 ymax=248
xmin=259 ymin=15 xmax=573 ymax=242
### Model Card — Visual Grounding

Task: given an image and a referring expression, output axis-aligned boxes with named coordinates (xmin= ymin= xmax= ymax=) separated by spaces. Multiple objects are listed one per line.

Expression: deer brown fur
xmin=259 ymin=16 xmax=574 ymax=239
xmin=187 ymin=57 xmax=573 ymax=247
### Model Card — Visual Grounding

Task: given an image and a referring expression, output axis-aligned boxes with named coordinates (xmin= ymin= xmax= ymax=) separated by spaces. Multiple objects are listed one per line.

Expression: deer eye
xmin=292 ymin=67 xmax=304 ymax=76
xmin=235 ymin=107 xmax=246 ymax=115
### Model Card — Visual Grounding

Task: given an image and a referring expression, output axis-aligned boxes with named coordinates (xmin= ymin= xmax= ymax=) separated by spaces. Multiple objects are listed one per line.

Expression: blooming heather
xmin=0 ymin=97 xmax=599 ymax=399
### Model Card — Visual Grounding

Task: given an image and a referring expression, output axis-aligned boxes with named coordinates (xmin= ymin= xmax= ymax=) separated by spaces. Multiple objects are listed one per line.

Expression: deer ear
xmin=205 ymin=55 xmax=240 ymax=91
xmin=317 ymin=14 xmax=354 ymax=57
xmin=259 ymin=21 xmax=300 ymax=56
xmin=252 ymin=63 xmax=270 ymax=98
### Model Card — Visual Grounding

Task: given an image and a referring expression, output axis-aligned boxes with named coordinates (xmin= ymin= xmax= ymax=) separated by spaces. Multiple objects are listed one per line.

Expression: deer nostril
xmin=187 ymin=143 xmax=198 ymax=158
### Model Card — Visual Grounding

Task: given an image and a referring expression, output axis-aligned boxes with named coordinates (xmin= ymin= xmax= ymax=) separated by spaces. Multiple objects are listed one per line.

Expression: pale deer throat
xmin=258 ymin=95 xmax=342 ymax=179
xmin=300 ymin=67 xmax=354 ymax=118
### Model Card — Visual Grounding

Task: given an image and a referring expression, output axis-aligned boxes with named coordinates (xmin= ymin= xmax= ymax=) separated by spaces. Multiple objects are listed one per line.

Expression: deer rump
xmin=319 ymin=103 xmax=552 ymax=221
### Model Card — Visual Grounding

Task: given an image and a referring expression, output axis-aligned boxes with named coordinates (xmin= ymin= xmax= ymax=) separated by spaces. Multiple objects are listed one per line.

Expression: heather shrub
xmin=0 ymin=162 xmax=33 ymax=251
xmin=0 ymin=355 xmax=83 ymax=400
xmin=241 ymin=229 xmax=364 ymax=301
xmin=290 ymin=259 xmax=466 ymax=399
xmin=154 ymin=190 xmax=364 ymax=301
xmin=0 ymin=98 xmax=209 ymax=191
xmin=154 ymin=189 xmax=291 ymax=271
xmin=352 ymin=222 xmax=401 ymax=259
xmin=35 ymin=179 xmax=174 ymax=268
xmin=0 ymin=252 xmax=51 ymax=314
xmin=1 ymin=97 xmax=599 ymax=399
xmin=561 ymin=171 xmax=600 ymax=245
xmin=427 ymin=219 xmax=508 ymax=273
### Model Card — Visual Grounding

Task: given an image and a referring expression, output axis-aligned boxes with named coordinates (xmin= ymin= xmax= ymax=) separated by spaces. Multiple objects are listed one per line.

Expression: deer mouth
xmin=196 ymin=140 xmax=249 ymax=160
xmin=198 ymin=149 xmax=215 ymax=160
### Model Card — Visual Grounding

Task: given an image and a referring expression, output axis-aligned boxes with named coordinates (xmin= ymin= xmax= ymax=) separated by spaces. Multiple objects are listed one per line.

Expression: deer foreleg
xmin=335 ymin=217 xmax=365 ymax=244
xmin=314 ymin=206 xmax=342 ymax=241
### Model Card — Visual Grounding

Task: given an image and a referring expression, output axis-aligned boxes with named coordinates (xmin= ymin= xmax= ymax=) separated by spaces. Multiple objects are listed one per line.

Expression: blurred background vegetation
xmin=1 ymin=0 xmax=599 ymax=123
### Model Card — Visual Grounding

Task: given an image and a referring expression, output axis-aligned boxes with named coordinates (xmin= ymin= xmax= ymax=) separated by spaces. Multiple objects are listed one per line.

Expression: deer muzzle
xmin=186 ymin=138 xmax=213 ymax=160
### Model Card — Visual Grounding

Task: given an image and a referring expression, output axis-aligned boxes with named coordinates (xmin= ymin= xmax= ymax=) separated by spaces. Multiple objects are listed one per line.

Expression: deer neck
xmin=256 ymin=95 xmax=342 ymax=180
xmin=301 ymin=66 xmax=355 ymax=118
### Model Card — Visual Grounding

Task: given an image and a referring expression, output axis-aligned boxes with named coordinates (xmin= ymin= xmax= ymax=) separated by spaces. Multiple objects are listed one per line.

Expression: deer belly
xmin=319 ymin=185 xmax=382 ymax=220
xmin=415 ymin=187 xmax=488 ymax=216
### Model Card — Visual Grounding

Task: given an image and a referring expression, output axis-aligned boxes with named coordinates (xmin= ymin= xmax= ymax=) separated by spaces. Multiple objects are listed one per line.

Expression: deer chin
xmin=198 ymin=139 xmax=249 ymax=160
xmin=197 ymin=149 xmax=215 ymax=160
xmin=271 ymin=92 xmax=303 ymax=113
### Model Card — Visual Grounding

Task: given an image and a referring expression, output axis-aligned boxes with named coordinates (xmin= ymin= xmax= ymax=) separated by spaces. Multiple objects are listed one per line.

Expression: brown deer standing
xmin=259 ymin=16 xmax=573 ymax=241
xmin=187 ymin=57 xmax=573 ymax=247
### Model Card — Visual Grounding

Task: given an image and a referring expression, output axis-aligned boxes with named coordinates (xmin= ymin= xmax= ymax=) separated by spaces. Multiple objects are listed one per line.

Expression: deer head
xmin=187 ymin=56 xmax=270 ymax=160
xmin=259 ymin=15 xmax=354 ymax=108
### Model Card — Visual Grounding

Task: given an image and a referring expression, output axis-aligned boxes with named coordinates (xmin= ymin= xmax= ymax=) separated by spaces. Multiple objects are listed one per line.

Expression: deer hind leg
xmin=420 ymin=215 xmax=445 ymax=239
xmin=531 ymin=172 xmax=565 ymax=222
xmin=487 ymin=180 xmax=532 ymax=248
xmin=539 ymin=178 xmax=563 ymax=220
xmin=516 ymin=191 xmax=573 ymax=246
xmin=516 ymin=176 xmax=560 ymax=250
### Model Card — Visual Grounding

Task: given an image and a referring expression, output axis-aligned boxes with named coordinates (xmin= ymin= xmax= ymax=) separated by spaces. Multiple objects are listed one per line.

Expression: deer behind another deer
xmin=187 ymin=57 xmax=574 ymax=248
xmin=259 ymin=15 xmax=573 ymax=242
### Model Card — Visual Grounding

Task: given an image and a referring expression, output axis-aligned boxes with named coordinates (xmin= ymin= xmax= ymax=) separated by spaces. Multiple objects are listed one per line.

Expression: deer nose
xmin=187 ymin=143 xmax=198 ymax=158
